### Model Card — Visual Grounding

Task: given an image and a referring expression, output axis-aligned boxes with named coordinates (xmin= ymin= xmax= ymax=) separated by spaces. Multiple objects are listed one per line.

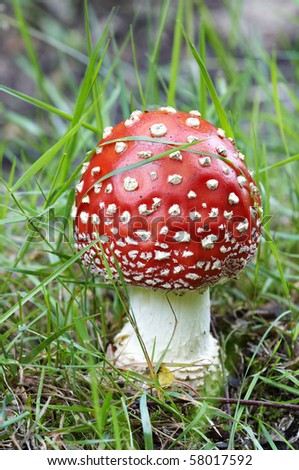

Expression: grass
xmin=1 ymin=0 xmax=299 ymax=450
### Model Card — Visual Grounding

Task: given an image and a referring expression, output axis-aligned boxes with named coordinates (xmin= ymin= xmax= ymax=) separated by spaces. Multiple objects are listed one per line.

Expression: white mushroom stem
xmin=113 ymin=287 xmax=221 ymax=390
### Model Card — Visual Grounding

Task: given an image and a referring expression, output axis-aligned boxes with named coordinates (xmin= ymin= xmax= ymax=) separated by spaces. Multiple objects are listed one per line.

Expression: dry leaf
xmin=158 ymin=364 xmax=175 ymax=388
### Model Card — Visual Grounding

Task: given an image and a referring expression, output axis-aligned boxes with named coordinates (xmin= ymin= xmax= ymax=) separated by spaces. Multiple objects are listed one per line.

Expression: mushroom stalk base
xmin=113 ymin=287 xmax=221 ymax=392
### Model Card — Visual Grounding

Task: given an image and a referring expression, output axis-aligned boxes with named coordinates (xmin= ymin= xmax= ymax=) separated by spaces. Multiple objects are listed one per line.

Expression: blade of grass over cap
xmin=86 ymin=138 xmax=209 ymax=191
xmin=182 ymin=26 xmax=234 ymax=137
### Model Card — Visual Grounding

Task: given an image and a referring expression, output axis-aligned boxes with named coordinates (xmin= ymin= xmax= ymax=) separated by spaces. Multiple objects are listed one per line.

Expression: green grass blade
xmin=167 ymin=0 xmax=184 ymax=107
xmin=12 ymin=0 xmax=47 ymax=97
xmin=200 ymin=3 xmax=236 ymax=81
xmin=145 ymin=0 xmax=171 ymax=102
xmin=85 ymin=0 xmax=104 ymax=134
xmin=270 ymin=53 xmax=290 ymax=157
xmin=57 ymin=38 xmax=110 ymax=185
xmin=182 ymin=26 xmax=234 ymax=136
xmin=263 ymin=226 xmax=290 ymax=299
xmin=0 ymin=411 xmax=31 ymax=429
xmin=139 ymin=393 xmax=153 ymax=450
xmin=10 ymin=120 xmax=83 ymax=193
xmin=0 ymin=84 xmax=98 ymax=133
xmin=71 ymin=10 xmax=116 ymax=128
xmin=130 ymin=26 xmax=146 ymax=110
xmin=0 ymin=244 xmax=92 ymax=324
xmin=120 ymin=397 xmax=134 ymax=449
xmin=23 ymin=324 xmax=75 ymax=365
xmin=199 ymin=19 xmax=207 ymax=115
xmin=110 ymin=405 xmax=122 ymax=450
xmin=259 ymin=376 xmax=299 ymax=396
xmin=168 ymin=402 xmax=209 ymax=449
xmin=258 ymin=153 xmax=299 ymax=173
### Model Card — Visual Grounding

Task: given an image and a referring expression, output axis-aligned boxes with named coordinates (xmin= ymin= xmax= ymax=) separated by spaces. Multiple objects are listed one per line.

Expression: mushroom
xmin=73 ymin=108 xmax=263 ymax=390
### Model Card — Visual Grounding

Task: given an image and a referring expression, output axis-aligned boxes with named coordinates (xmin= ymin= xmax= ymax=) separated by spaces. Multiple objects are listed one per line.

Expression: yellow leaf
xmin=158 ymin=364 xmax=175 ymax=388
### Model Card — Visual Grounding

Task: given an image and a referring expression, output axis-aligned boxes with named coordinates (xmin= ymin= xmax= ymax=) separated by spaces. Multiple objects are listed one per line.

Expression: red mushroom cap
xmin=73 ymin=108 xmax=263 ymax=291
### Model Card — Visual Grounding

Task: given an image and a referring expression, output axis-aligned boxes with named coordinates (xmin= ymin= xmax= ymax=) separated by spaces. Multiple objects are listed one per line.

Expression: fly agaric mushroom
xmin=73 ymin=108 xmax=263 ymax=390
